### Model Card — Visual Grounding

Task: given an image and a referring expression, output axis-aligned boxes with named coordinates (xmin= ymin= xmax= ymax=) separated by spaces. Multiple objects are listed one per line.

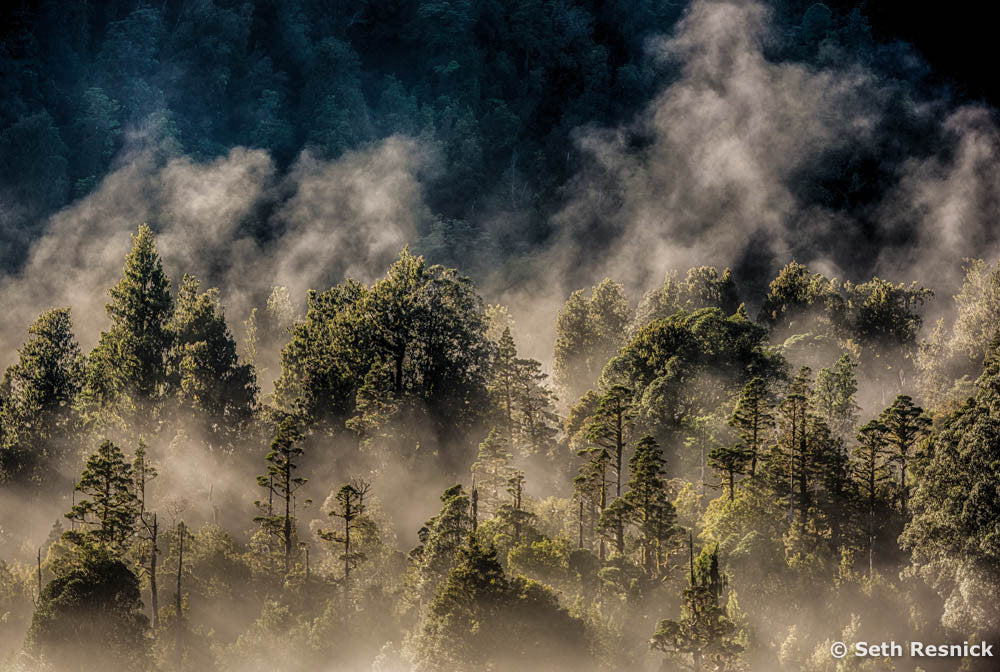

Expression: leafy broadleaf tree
xmin=902 ymin=334 xmax=1000 ymax=642
xmin=27 ymin=545 xmax=150 ymax=672
xmin=410 ymin=535 xmax=591 ymax=672
xmin=553 ymin=279 xmax=630 ymax=405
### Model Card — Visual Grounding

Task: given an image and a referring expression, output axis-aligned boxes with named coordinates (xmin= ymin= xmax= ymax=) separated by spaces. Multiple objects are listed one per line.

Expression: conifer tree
xmin=254 ymin=417 xmax=306 ymax=575
xmin=708 ymin=441 xmax=751 ymax=502
xmin=728 ymin=377 xmax=773 ymax=477
xmin=651 ymin=544 xmax=742 ymax=672
xmin=878 ymin=394 xmax=930 ymax=517
xmin=65 ymin=440 xmax=140 ymax=553
xmin=490 ymin=327 xmax=518 ymax=442
xmin=853 ymin=419 xmax=891 ymax=577
xmin=168 ymin=274 xmax=256 ymax=440
xmin=511 ymin=357 xmax=559 ymax=459
xmin=319 ymin=480 xmax=371 ymax=606
xmin=623 ymin=435 xmax=677 ymax=575
xmin=0 ymin=308 xmax=83 ymax=486
xmin=409 ymin=485 xmax=473 ymax=605
xmin=812 ymin=354 xmax=860 ymax=441
xmin=471 ymin=428 xmax=513 ymax=518
xmin=85 ymin=225 xmax=173 ymax=423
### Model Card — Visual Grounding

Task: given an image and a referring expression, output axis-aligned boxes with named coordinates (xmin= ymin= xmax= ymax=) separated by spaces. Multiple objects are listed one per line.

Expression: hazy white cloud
xmin=0 ymin=136 xmax=432 ymax=365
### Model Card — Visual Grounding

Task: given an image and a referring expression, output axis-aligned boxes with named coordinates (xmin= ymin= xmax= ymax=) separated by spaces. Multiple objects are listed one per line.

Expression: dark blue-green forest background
xmin=0 ymin=0 xmax=988 ymax=281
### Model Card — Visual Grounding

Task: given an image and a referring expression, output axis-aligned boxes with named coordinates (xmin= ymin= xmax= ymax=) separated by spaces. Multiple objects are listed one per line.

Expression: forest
xmin=3 ymin=0 xmax=1000 ymax=671
xmin=1 ymin=227 xmax=999 ymax=672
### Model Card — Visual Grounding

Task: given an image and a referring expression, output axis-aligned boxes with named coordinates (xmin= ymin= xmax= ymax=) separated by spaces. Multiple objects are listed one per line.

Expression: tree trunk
xmin=176 ymin=521 xmax=184 ymax=671
xmin=151 ymin=513 xmax=159 ymax=630
xmin=284 ymin=460 xmax=292 ymax=575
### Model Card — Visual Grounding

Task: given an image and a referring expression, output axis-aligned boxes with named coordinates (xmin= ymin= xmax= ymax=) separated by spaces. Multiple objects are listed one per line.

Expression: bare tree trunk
xmin=150 ymin=513 xmax=159 ymax=630
xmin=176 ymin=521 xmax=184 ymax=671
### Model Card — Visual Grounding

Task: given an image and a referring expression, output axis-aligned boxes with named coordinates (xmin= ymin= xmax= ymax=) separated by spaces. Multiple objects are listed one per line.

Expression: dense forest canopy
xmin=3 ymin=1 xmax=1000 ymax=671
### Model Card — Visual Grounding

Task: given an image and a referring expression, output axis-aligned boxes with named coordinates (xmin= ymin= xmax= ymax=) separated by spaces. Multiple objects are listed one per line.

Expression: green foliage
xmin=27 ymin=546 xmax=150 ymax=672
xmin=409 ymin=485 xmax=473 ymax=606
xmin=277 ymin=249 xmax=492 ymax=466
xmin=255 ymin=417 xmax=306 ymax=575
xmin=169 ymin=274 xmax=257 ymax=438
xmin=83 ymin=225 xmax=173 ymax=426
xmin=65 ymin=440 xmax=140 ymax=553
xmin=0 ymin=308 xmax=83 ymax=487
xmin=902 ymin=335 xmax=1000 ymax=635
xmin=553 ymin=279 xmax=630 ymax=404
xmin=634 ymin=266 xmax=740 ymax=329
xmin=651 ymin=544 xmax=743 ymax=672
xmin=622 ymin=435 xmax=678 ymax=576
xmin=410 ymin=536 xmax=591 ymax=672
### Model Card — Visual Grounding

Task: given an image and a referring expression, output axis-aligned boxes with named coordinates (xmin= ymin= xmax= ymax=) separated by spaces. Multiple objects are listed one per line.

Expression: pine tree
xmin=496 ymin=470 xmax=533 ymax=544
xmin=573 ymin=448 xmax=609 ymax=555
xmin=651 ymin=544 xmax=742 ymax=672
xmin=0 ymin=308 xmax=83 ymax=486
xmin=65 ymin=440 xmax=140 ymax=553
xmin=511 ymin=357 xmax=559 ymax=459
xmin=709 ymin=441 xmax=751 ymax=502
xmin=490 ymin=327 xmax=518 ymax=443
xmin=254 ymin=417 xmax=306 ymax=575
xmin=623 ymin=435 xmax=677 ymax=576
xmin=812 ymin=354 xmax=859 ymax=441
xmin=853 ymin=419 xmax=891 ymax=577
xmin=471 ymin=428 xmax=513 ymax=518
xmin=168 ymin=274 xmax=257 ymax=441
xmin=878 ymin=395 xmax=930 ymax=518
xmin=409 ymin=485 xmax=473 ymax=605
xmin=319 ymin=480 xmax=371 ymax=607
xmin=728 ymin=377 xmax=773 ymax=478
xmin=85 ymin=225 xmax=174 ymax=423
xmin=769 ymin=368 xmax=825 ymax=534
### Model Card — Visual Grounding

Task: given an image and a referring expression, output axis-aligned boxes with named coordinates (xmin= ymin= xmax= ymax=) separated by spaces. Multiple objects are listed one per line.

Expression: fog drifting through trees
xmin=3 ymin=1 xmax=1000 ymax=671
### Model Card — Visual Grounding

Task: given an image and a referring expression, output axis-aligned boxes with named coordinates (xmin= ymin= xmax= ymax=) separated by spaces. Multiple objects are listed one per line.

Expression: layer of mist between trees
xmin=2 ymin=224 xmax=1000 ymax=671
xmin=1 ymin=0 xmax=986 ymax=307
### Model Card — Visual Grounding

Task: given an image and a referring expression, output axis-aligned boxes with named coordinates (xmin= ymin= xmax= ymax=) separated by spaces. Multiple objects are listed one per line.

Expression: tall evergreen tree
xmin=622 ymin=435 xmax=677 ymax=576
xmin=85 ymin=225 xmax=174 ymax=427
xmin=168 ymin=274 xmax=257 ymax=441
xmin=812 ymin=354 xmax=859 ymax=441
xmin=319 ymin=480 xmax=371 ymax=606
xmin=878 ymin=394 xmax=930 ymax=518
xmin=471 ymin=428 xmax=513 ymax=518
xmin=65 ymin=440 xmax=140 ymax=554
xmin=853 ymin=419 xmax=891 ymax=577
xmin=254 ymin=417 xmax=306 ymax=575
xmin=0 ymin=308 xmax=83 ymax=486
xmin=728 ymin=377 xmax=774 ymax=478
xmin=651 ymin=544 xmax=742 ymax=672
